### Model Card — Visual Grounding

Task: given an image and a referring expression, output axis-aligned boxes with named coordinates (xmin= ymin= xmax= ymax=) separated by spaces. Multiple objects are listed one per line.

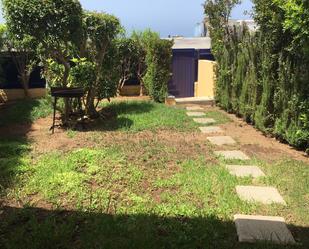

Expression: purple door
xmin=168 ymin=49 xmax=197 ymax=98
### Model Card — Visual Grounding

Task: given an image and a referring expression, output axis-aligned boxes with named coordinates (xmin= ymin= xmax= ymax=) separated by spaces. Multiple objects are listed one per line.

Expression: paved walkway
xmin=187 ymin=105 xmax=296 ymax=245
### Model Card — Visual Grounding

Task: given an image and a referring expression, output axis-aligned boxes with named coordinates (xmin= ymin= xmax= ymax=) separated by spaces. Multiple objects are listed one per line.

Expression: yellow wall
xmin=120 ymin=85 xmax=140 ymax=96
xmin=195 ymin=60 xmax=216 ymax=98
xmin=0 ymin=88 xmax=46 ymax=103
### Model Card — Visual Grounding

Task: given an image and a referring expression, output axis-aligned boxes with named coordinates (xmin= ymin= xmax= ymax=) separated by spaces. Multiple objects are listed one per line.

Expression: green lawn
xmin=0 ymin=99 xmax=308 ymax=249
xmin=0 ymin=98 xmax=52 ymax=127
xmin=203 ymin=109 xmax=232 ymax=125
xmin=98 ymin=101 xmax=199 ymax=132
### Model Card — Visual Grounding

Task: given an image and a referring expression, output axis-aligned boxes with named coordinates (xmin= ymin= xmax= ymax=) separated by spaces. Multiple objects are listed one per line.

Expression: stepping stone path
xmin=187 ymin=112 xmax=205 ymax=117
xmin=236 ymin=186 xmax=286 ymax=205
xmin=226 ymin=165 xmax=265 ymax=178
xmin=186 ymin=104 xmax=294 ymax=245
xmin=214 ymin=150 xmax=250 ymax=160
xmin=199 ymin=126 xmax=223 ymax=134
xmin=186 ymin=106 xmax=204 ymax=111
xmin=193 ymin=118 xmax=216 ymax=125
xmin=207 ymin=136 xmax=236 ymax=146
xmin=234 ymin=215 xmax=296 ymax=245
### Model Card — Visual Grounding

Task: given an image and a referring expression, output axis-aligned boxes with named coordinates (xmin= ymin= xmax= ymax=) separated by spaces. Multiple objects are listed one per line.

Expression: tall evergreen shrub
xmin=143 ymin=39 xmax=173 ymax=103
xmin=204 ymin=0 xmax=309 ymax=151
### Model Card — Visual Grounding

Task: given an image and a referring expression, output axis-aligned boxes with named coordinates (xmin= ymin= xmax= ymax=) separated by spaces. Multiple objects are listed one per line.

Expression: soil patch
xmin=215 ymin=108 xmax=309 ymax=163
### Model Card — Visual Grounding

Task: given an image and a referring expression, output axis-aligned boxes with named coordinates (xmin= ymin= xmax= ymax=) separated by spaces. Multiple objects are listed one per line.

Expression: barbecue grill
xmin=50 ymin=87 xmax=85 ymax=134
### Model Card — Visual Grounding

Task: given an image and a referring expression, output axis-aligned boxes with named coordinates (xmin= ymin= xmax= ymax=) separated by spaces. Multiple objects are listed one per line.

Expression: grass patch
xmin=203 ymin=110 xmax=232 ymax=125
xmin=215 ymin=153 xmax=309 ymax=247
xmin=99 ymin=101 xmax=198 ymax=132
xmin=3 ymin=145 xmax=306 ymax=248
xmin=0 ymin=138 xmax=30 ymax=196
xmin=0 ymin=98 xmax=52 ymax=127
xmin=0 ymin=101 xmax=308 ymax=248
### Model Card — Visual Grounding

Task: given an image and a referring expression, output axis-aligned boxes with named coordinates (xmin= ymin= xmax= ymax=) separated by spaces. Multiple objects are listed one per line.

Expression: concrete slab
xmin=187 ymin=112 xmax=205 ymax=117
xmin=186 ymin=106 xmax=204 ymax=111
xmin=234 ymin=214 xmax=296 ymax=245
xmin=176 ymin=97 xmax=214 ymax=106
xmin=236 ymin=186 xmax=286 ymax=205
xmin=193 ymin=118 xmax=216 ymax=124
xmin=207 ymin=136 xmax=236 ymax=146
xmin=199 ymin=126 xmax=224 ymax=134
xmin=214 ymin=150 xmax=250 ymax=160
xmin=226 ymin=165 xmax=265 ymax=178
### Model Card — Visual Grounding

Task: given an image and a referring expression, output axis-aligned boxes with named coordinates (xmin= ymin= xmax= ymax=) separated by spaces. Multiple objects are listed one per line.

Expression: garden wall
xmin=0 ymin=88 xmax=46 ymax=103
xmin=194 ymin=60 xmax=216 ymax=98
xmin=120 ymin=85 xmax=140 ymax=96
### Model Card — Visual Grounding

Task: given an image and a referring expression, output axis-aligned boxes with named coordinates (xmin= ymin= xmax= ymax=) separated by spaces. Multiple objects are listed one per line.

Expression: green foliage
xmin=205 ymin=0 xmax=309 ymax=151
xmin=2 ymin=0 xmax=83 ymax=47
xmin=0 ymin=23 xmax=38 ymax=96
xmin=274 ymin=0 xmax=309 ymax=52
xmin=79 ymin=11 xmax=122 ymax=116
xmin=204 ymin=0 xmax=241 ymax=56
xmin=70 ymin=58 xmax=96 ymax=90
xmin=0 ymin=24 xmax=7 ymax=49
xmin=130 ymin=30 xmax=151 ymax=96
xmin=2 ymin=0 xmax=84 ymax=120
xmin=115 ymin=37 xmax=139 ymax=92
xmin=43 ymin=59 xmax=66 ymax=87
xmin=143 ymin=32 xmax=173 ymax=102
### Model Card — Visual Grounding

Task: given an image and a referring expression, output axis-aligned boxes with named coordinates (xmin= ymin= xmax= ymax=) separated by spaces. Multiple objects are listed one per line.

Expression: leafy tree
xmin=0 ymin=24 xmax=37 ymax=97
xmin=204 ymin=0 xmax=241 ymax=56
xmin=2 ymin=0 xmax=83 ymax=87
xmin=78 ymin=11 xmax=122 ymax=117
xmin=274 ymin=0 xmax=309 ymax=52
xmin=116 ymin=37 xmax=139 ymax=94
xmin=131 ymin=31 xmax=150 ymax=96
xmin=2 ymin=0 xmax=83 ymax=121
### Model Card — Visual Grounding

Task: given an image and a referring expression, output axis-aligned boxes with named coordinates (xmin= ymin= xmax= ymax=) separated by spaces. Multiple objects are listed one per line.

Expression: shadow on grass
xmin=0 ymin=99 xmax=50 ymax=197
xmin=103 ymin=101 xmax=155 ymax=115
xmin=85 ymin=101 xmax=155 ymax=131
xmin=88 ymin=117 xmax=134 ymax=131
xmin=0 ymin=98 xmax=51 ymax=127
xmin=0 ymin=139 xmax=30 ymax=192
xmin=1 ymin=206 xmax=306 ymax=249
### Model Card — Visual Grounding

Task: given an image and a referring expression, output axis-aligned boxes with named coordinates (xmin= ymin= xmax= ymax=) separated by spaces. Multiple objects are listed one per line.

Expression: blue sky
xmin=0 ymin=0 xmax=253 ymax=37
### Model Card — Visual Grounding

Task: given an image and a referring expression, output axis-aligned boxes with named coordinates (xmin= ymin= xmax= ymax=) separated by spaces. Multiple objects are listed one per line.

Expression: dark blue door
xmin=169 ymin=49 xmax=197 ymax=98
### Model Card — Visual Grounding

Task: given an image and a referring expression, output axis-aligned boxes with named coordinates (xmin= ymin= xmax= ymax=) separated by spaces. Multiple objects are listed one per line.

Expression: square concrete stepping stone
xmin=214 ymin=150 xmax=250 ymax=160
xmin=226 ymin=165 xmax=265 ymax=178
xmin=207 ymin=136 xmax=236 ymax=146
xmin=199 ymin=126 xmax=223 ymax=134
xmin=186 ymin=106 xmax=203 ymax=111
xmin=236 ymin=186 xmax=286 ymax=205
xmin=187 ymin=112 xmax=205 ymax=117
xmin=234 ymin=214 xmax=296 ymax=245
xmin=193 ymin=118 xmax=216 ymax=124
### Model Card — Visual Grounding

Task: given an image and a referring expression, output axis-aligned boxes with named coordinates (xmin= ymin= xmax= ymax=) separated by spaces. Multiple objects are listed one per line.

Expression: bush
xmin=205 ymin=0 xmax=309 ymax=151
xmin=144 ymin=39 xmax=173 ymax=102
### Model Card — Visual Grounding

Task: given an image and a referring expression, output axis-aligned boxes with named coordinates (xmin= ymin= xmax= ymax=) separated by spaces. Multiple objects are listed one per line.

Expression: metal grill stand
xmin=50 ymin=87 xmax=85 ymax=134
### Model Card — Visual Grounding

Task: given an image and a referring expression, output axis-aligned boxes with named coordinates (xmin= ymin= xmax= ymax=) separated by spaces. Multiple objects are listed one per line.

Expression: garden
xmin=0 ymin=0 xmax=309 ymax=249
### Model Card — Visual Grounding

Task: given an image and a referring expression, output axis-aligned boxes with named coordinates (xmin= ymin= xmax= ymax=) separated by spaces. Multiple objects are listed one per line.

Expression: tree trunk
xmin=62 ymin=61 xmax=71 ymax=124
xmin=139 ymin=78 xmax=145 ymax=96
xmin=19 ymin=72 xmax=31 ymax=98
xmin=117 ymin=79 xmax=123 ymax=96
xmin=85 ymin=87 xmax=99 ymax=118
